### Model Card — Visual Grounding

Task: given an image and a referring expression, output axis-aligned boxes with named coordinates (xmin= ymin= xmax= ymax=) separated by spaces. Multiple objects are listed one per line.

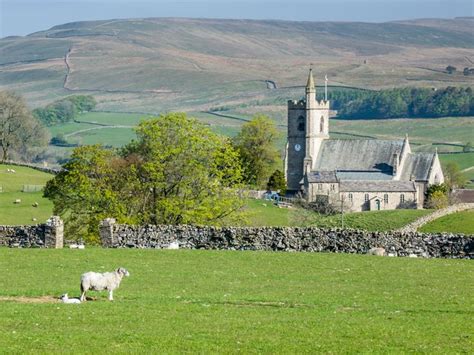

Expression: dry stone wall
xmin=100 ymin=219 xmax=473 ymax=259
xmin=0 ymin=217 xmax=64 ymax=248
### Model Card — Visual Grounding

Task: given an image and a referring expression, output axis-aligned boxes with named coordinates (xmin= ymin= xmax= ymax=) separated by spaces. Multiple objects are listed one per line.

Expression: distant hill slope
xmin=1 ymin=17 xmax=473 ymax=112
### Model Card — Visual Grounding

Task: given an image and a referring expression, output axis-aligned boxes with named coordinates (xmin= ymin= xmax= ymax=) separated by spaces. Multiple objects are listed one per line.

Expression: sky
xmin=0 ymin=0 xmax=473 ymax=38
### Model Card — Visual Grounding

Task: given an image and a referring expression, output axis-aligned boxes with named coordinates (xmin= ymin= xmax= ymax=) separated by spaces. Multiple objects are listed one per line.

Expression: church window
xmin=320 ymin=116 xmax=324 ymax=133
xmin=348 ymin=193 xmax=353 ymax=202
xmin=330 ymin=184 xmax=335 ymax=191
xmin=434 ymin=174 xmax=440 ymax=184
xmin=298 ymin=116 xmax=305 ymax=131
xmin=364 ymin=194 xmax=369 ymax=202
xmin=384 ymin=194 xmax=388 ymax=203
xmin=400 ymin=194 xmax=405 ymax=203
xmin=318 ymin=184 xmax=322 ymax=190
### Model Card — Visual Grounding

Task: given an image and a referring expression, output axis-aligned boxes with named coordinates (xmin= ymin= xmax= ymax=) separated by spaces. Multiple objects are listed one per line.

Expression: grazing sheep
xmin=60 ymin=293 xmax=81 ymax=304
xmin=80 ymin=267 xmax=130 ymax=301
xmin=367 ymin=247 xmax=386 ymax=256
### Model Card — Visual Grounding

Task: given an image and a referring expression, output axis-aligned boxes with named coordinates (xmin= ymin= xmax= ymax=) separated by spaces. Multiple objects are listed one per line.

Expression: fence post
xmin=100 ymin=218 xmax=116 ymax=247
xmin=44 ymin=216 xmax=64 ymax=248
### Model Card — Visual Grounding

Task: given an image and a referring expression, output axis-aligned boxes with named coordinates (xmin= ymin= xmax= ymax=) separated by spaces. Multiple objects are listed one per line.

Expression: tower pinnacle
xmin=306 ymin=68 xmax=315 ymax=92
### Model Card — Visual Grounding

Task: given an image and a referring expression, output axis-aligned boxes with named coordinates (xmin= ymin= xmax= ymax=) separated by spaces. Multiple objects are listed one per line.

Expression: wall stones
xmin=100 ymin=220 xmax=473 ymax=259
xmin=0 ymin=216 xmax=64 ymax=248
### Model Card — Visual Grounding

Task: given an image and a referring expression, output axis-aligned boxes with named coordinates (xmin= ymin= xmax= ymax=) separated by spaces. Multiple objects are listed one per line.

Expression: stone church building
xmin=284 ymin=69 xmax=444 ymax=211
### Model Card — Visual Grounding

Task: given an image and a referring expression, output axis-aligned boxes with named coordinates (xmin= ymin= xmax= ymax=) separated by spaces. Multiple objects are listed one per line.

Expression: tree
xmin=443 ymin=162 xmax=468 ymax=189
xmin=124 ymin=113 xmax=244 ymax=225
xmin=267 ymin=169 xmax=286 ymax=193
xmin=233 ymin=114 xmax=281 ymax=187
xmin=425 ymin=183 xmax=449 ymax=209
xmin=44 ymin=113 xmax=244 ymax=240
xmin=0 ymin=91 xmax=49 ymax=162
xmin=463 ymin=142 xmax=473 ymax=153
xmin=446 ymin=65 xmax=457 ymax=74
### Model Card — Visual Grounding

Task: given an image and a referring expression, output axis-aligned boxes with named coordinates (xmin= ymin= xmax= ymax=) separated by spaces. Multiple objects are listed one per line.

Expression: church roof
xmin=340 ymin=180 xmax=416 ymax=192
xmin=400 ymin=153 xmax=435 ymax=181
xmin=307 ymin=171 xmax=338 ymax=183
xmin=315 ymin=139 xmax=403 ymax=173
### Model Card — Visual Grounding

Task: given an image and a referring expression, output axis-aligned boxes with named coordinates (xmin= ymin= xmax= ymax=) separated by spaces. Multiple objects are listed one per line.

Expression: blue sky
xmin=1 ymin=0 xmax=473 ymax=37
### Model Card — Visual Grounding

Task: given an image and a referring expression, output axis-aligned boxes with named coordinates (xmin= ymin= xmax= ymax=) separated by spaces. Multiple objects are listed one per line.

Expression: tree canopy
xmin=44 ymin=113 xmax=244 ymax=241
xmin=0 ymin=91 xmax=49 ymax=162
xmin=33 ymin=95 xmax=96 ymax=126
xmin=233 ymin=114 xmax=281 ymax=188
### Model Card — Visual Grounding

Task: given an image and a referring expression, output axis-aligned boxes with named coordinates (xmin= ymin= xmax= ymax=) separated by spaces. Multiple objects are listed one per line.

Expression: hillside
xmin=1 ymin=17 xmax=473 ymax=113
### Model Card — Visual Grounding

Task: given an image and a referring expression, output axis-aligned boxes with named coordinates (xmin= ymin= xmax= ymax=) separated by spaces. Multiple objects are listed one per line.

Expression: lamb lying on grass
xmin=80 ymin=267 xmax=130 ymax=302
xmin=60 ymin=293 xmax=81 ymax=304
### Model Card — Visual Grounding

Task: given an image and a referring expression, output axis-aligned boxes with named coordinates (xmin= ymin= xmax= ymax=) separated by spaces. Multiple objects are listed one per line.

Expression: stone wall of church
xmin=341 ymin=191 xmax=418 ymax=212
xmin=99 ymin=220 xmax=473 ymax=259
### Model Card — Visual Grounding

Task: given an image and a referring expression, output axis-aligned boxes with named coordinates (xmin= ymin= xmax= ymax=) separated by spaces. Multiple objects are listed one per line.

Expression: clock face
xmin=294 ymin=144 xmax=301 ymax=152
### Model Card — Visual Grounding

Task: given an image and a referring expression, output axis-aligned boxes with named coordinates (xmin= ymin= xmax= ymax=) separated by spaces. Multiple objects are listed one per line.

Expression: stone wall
xmin=99 ymin=219 xmax=473 ymax=259
xmin=0 ymin=217 xmax=64 ymax=248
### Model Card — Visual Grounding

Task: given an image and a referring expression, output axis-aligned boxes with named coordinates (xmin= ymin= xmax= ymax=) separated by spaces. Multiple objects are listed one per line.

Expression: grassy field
xmin=0 ymin=249 xmax=472 ymax=352
xmin=243 ymin=199 xmax=431 ymax=231
xmin=419 ymin=210 xmax=474 ymax=235
xmin=0 ymin=164 xmax=54 ymax=225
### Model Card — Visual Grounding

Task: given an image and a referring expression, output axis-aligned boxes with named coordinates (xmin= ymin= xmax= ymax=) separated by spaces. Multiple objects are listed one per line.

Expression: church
xmin=284 ymin=69 xmax=444 ymax=212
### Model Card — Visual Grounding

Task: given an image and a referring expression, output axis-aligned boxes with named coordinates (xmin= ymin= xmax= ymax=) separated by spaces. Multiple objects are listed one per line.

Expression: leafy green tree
xmin=443 ymin=162 xmax=468 ymax=189
xmin=425 ymin=183 xmax=449 ymax=209
xmin=0 ymin=91 xmax=49 ymax=161
xmin=44 ymin=145 xmax=130 ymax=243
xmin=124 ymin=113 xmax=244 ymax=225
xmin=233 ymin=114 xmax=281 ymax=187
xmin=267 ymin=169 xmax=286 ymax=194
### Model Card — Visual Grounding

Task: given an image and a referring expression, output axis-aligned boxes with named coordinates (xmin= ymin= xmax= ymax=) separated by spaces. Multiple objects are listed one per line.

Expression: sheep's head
xmin=117 ymin=267 xmax=130 ymax=277
xmin=61 ymin=293 xmax=68 ymax=300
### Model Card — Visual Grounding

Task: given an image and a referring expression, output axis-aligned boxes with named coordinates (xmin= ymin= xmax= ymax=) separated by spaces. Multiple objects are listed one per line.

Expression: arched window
xmin=348 ymin=193 xmax=353 ymax=202
xmin=298 ymin=116 xmax=305 ymax=131
xmin=400 ymin=194 xmax=405 ymax=203
xmin=318 ymin=184 xmax=323 ymax=190
xmin=384 ymin=194 xmax=388 ymax=203
xmin=364 ymin=193 xmax=369 ymax=202
xmin=320 ymin=116 xmax=324 ymax=133
xmin=434 ymin=174 xmax=440 ymax=184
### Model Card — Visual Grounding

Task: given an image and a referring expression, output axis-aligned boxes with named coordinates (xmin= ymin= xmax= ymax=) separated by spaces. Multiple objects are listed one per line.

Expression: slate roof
xmin=307 ymin=171 xmax=338 ymax=183
xmin=315 ymin=139 xmax=403 ymax=173
xmin=336 ymin=171 xmax=393 ymax=180
xmin=339 ymin=180 xmax=416 ymax=192
xmin=400 ymin=153 xmax=435 ymax=181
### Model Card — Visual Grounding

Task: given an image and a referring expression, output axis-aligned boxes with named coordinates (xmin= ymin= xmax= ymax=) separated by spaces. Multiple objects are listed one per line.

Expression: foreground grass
xmin=419 ymin=210 xmax=474 ymax=235
xmin=0 ymin=249 xmax=472 ymax=352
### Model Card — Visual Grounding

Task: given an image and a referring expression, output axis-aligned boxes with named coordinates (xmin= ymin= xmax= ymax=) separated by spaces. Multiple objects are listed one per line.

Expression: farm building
xmin=284 ymin=69 xmax=444 ymax=211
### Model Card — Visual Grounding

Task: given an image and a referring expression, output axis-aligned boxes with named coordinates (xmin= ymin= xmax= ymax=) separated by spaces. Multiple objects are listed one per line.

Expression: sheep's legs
xmin=80 ymin=292 xmax=86 ymax=302
xmin=108 ymin=290 xmax=113 ymax=301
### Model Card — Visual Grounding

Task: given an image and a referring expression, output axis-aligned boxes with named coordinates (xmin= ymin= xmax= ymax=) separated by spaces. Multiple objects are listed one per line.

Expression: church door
xmin=375 ymin=200 xmax=381 ymax=210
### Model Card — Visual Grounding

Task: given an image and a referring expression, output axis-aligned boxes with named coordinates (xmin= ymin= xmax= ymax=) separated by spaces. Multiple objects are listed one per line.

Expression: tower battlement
xmin=288 ymin=99 xmax=330 ymax=110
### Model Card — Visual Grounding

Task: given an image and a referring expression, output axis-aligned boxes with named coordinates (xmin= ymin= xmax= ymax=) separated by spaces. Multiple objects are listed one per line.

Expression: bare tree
xmin=0 ymin=91 xmax=49 ymax=162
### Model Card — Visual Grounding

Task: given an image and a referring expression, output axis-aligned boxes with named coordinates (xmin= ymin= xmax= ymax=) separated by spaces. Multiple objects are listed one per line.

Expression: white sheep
xmin=80 ymin=267 xmax=130 ymax=301
xmin=367 ymin=247 xmax=386 ymax=256
xmin=60 ymin=293 xmax=81 ymax=304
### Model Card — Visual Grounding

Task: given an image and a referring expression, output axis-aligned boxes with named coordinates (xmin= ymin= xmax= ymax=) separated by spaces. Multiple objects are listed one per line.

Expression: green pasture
xmin=0 ymin=164 xmax=54 ymax=225
xmin=0 ymin=249 xmax=472 ymax=352
xmin=419 ymin=210 xmax=474 ymax=235
xmin=243 ymin=199 xmax=431 ymax=231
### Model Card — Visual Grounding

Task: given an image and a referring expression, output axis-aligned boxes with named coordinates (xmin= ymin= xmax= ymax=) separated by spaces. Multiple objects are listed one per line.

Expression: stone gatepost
xmin=100 ymin=218 xmax=116 ymax=247
xmin=44 ymin=216 xmax=64 ymax=248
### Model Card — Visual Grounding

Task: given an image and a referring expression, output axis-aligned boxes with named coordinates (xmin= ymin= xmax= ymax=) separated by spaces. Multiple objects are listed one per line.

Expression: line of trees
xmin=327 ymin=86 xmax=474 ymax=119
xmin=33 ymin=95 xmax=96 ymax=126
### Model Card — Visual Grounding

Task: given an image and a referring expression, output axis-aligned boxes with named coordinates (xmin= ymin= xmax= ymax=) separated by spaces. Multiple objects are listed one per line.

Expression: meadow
xmin=419 ymin=210 xmax=474 ymax=235
xmin=0 ymin=248 xmax=472 ymax=353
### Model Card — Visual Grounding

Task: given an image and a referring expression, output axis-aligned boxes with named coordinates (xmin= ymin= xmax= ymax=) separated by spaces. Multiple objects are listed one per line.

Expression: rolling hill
xmin=1 ymin=17 xmax=473 ymax=113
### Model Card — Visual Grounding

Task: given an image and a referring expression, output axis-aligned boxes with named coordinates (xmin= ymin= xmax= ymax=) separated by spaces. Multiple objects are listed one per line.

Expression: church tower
xmin=285 ymin=68 xmax=330 ymax=193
